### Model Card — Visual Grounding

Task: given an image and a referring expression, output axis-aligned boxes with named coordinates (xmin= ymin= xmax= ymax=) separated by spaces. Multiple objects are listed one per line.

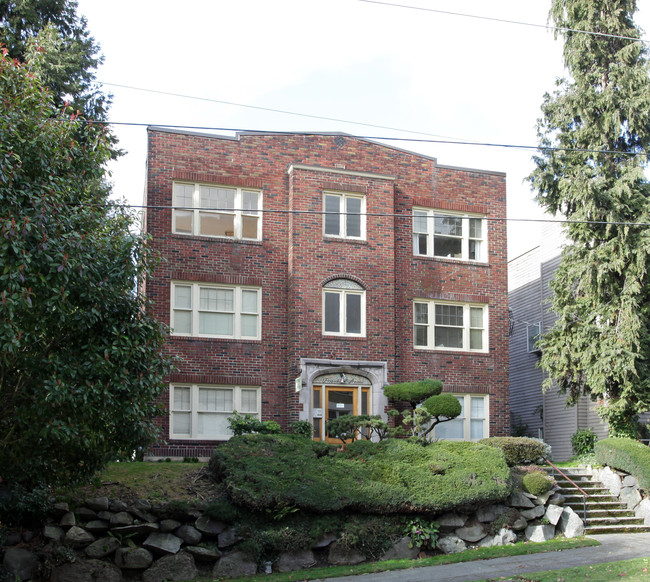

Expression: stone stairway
xmin=547 ymin=467 xmax=650 ymax=535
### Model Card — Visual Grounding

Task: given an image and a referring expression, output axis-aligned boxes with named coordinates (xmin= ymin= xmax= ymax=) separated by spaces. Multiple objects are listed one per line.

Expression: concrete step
xmin=585 ymin=524 xmax=650 ymax=535
xmin=586 ymin=509 xmax=639 ymax=519
xmin=586 ymin=516 xmax=645 ymax=527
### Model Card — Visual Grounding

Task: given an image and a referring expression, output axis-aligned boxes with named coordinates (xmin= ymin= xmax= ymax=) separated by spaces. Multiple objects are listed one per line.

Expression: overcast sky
xmin=75 ymin=0 xmax=650 ymax=259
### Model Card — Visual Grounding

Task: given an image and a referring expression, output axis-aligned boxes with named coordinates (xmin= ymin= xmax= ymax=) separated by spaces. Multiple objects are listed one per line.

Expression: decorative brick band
xmin=171 ymin=270 xmax=263 ymax=286
xmin=172 ymin=169 xmax=263 ymax=189
xmin=168 ymin=373 xmax=263 ymax=386
xmin=320 ymin=273 xmax=367 ymax=289
xmin=412 ymin=196 xmax=488 ymax=216
xmin=431 ymin=291 xmax=491 ymax=304
xmin=322 ymin=182 xmax=368 ymax=194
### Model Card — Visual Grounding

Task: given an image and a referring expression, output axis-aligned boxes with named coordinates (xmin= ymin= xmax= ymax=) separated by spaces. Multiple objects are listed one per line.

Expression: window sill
xmin=322 ymin=334 xmax=367 ymax=341
xmin=170 ymin=335 xmax=262 ymax=344
xmin=414 ymin=347 xmax=491 ymax=356
xmin=323 ymin=236 xmax=368 ymax=245
xmin=413 ymin=255 xmax=489 ymax=266
xmin=170 ymin=233 xmax=263 ymax=245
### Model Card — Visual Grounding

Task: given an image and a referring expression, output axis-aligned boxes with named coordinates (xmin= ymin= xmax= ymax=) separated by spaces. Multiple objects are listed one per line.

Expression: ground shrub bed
xmin=594 ymin=437 xmax=650 ymax=490
xmin=478 ymin=437 xmax=547 ymax=466
xmin=209 ymin=434 xmax=511 ymax=515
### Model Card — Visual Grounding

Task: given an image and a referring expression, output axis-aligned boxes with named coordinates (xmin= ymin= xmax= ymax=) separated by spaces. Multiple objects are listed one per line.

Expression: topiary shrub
xmin=522 ymin=471 xmax=554 ymax=495
xmin=571 ymin=428 xmax=598 ymax=456
xmin=594 ymin=437 xmax=650 ymax=490
xmin=383 ymin=379 xmax=443 ymax=408
xmin=478 ymin=437 xmax=547 ymax=466
xmin=326 ymin=415 xmax=390 ymax=444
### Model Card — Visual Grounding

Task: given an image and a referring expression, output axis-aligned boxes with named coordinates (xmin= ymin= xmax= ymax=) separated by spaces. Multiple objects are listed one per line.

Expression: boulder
xmin=160 ymin=519 xmax=182 ymax=533
xmin=548 ymin=493 xmax=565 ymax=506
xmin=85 ymin=497 xmax=110 ymax=512
xmin=85 ymin=536 xmax=121 ymax=558
xmin=436 ymin=535 xmax=467 ymax=554
xmin=44 ymin=525 xmax=65 ymax=543
xmin=512 ymin=516 xmax=528 ymax=531
xmin=110 ymin=511 xmax=134 ymax=527
xmin=111 ymin=523 xmax=159 ymax=538
xmin=175 ymin=525 xmax=202 ymax=545
xmin=276 ymin=549 xmax=317 ymax=572
xmin=144 ymin=532 xmax=183 ymax=555
xmin=3 ymin=548 xmax=40 ymax=581
xmin=545 ymin=503 xmax=564 ymax=526
xmin=619 ymin=486 xmax=642 ymax=510
xmin=455 ymin=520 xmax=486 ymax=543
xmin=509 ymin=492 xmax=535 ymax=508
xmin=312 ymin=533 xmax=337 ymax=548
xmin=218 ymin=526 xmax=243 ymax=548
xmin=110 ymin=500 xmax=129 ymax=512
xmin=493 ymin=528 xmax=517 ymax=546
xmin=598 ymin=467 xmax=622 ymax=496
xmin=476 ymin=504 xmax=508 ymax=523
xmin=143 ymin=552 xmax=198 ymax=582
xmin=520 ymin=505 xmax=545 ymax=520
xmin=64 ymin=526 xmax=95 ymax=548
xmin=437 ymin=512 xmax=467 ymax=529
xmin=328 ymin=542 xmax=366 ymax=565
xmin=524 ymin=524 xmax=555 ymax=542
xmin=76 ymin=507 xmax=98 ymax=520
xmin=533 ymin=489 xmax=554 ymax=505
xmin=379 ymin=537 xmax=420 ymax=561
xmin=115 ymin=547 xmax=154 ymax=569
xmin=212 ymin=551 xmax=257 ymax=578
xmin=195 ymin=515 xmax=226 ymax=536
xmin=60 ymin=511 xmax=76 ymax=527
xmin=622 ymin=475 xmax=639 ymax=488
xmin=636 ymin=498 xmax=650 ymax=525
xmin=185 ymin=546 xmax=221 ymax=562
xmin=51 ymin=558 xmax=122 ymax=582
xmin=558 ymin=507 xmax=584 ymax=538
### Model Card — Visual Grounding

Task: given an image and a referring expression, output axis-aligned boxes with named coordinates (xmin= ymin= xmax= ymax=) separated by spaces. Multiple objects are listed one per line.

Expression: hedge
xmin=478 ymin=437 xmax=547 ymax=466
xmin=594 ymin=437 xmax=650 ymax=491
xmin=209 ymin=434 xmax=511 ymax=515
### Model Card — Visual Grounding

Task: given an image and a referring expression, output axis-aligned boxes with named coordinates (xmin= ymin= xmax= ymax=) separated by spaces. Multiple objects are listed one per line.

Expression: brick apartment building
xmin=144 ymin=128 xmax=509 ymax=458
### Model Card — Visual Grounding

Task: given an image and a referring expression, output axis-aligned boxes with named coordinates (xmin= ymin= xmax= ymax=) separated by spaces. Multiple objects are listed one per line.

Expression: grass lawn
xmin=477 ymin=556 xmax=650 ymax=581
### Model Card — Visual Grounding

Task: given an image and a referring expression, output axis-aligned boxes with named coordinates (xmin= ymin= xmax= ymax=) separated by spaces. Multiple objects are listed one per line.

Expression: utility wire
xmin=357 ymin=0 xmax=650 ymax=45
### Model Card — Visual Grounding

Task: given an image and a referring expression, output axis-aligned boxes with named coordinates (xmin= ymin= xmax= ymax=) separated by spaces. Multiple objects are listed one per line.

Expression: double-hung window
xmin=527 ymin=322 xmax=541 ymax=353
xmin=171 ymin=283 xmax=261 ymax=339
xmin=170 ymin=384 xmax=260 ymax=439
xmin=323 ymin=192 xmax=365 ymax=239
xmin=323 ymin=279 xmax=365 ymax=337
xmin=414 ymin=300 xmax=487 ymax=352
xmin=173 ymin=182 xmax=262 ymax=240
xmin=413 ymin=208 xmax=485 ymax=261
xmin=433 ymin=394 xmax=488 ymax=441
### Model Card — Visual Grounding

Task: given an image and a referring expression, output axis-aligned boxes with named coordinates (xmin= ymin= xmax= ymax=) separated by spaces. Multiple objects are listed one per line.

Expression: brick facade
xmin=145 ymin=128 xmax=509 ymax=457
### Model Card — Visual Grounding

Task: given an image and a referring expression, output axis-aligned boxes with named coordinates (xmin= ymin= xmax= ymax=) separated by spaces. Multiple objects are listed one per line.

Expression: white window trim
xmin=527 ymin=322 xmax=542 ymax=353
xmin=432 ymin=394 xmax=489 ymax=441
xmin=412 ymin=207 xmax=486 ymax=262
xmin=413 ymin=299 xmax=488 ymax=353
xmin=172 ymin=181 xmax=262 ymax=240
xmin=323 ymin=191 xmax=366 ymax=240
xmin=322 ymin=287 xmax=366 ymax=338
xmin=171 ymin=282 xmax=261 ymax=340
xmin=170 ymin=383 xmax=261 ymax=440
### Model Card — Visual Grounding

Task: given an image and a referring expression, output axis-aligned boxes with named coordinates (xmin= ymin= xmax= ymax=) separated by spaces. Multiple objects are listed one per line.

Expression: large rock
xmin=598 ymin=467 xmax=622 ymax=496
xmin=455 ymin=520 xmax=486 ymax=543
xmin=212 ymin=551 xmax=257 ymax=578
xmin=379 ymin=537 xmax=419 ymax=561
xmin=436 ymin=535 xmax=467 ymax=554
xmin=160 ymin=519 xmax=182 ymax=533
xmin=623 ymin=475 xmax=639 ymax=488
xmin=44 ymin=525 xmax=65 ymax=543
xmin=110 ymin=511 xmax=134 ymax=527
xmin=558 ymin=507 xmax=584 ymax=538
xmin=176 ymin=525 xmax=202 ymax=545
xmin=619 ymin=486 xmax=642 ymax=510
xmin=143 ymin=552 xmax=198 ymax=582
xmin=636 ymin=498 xmax=650 ymax=525
xmin=218 ymin=526 xmax=243 ymax=548
xmin=85 ymin=497 xmax=110 ymax=511
xmin=525 ymin=524 xmax=555 ymax=542
xmin=60 ymin=511 xmax=76 ymax=527
xmin=185 ymin=546 xmax=221 ymax=562
xmin=328 ymin=542 xmax=366 ymax=565
xmin=548 ymin=493 xmax=565 ymax=506
xmin=195 ymin=515 xmax=226 ymax=536
xmin=84 ymin=520 xmax=110 ymax=534
xmin=276 ymin=549 xmax=317 ymax=572
xmin=85 ymin=536 xmax=121 ymax=558
xmin=509 ymin=492 xmax=535 ymax=508
xmin=493 ymin=528 xmax=517 ymax=546
xmin=545 ymin=503 xmax=564 ymax=526
xmin=111 ymin=523 xmax=159 ymax=538
xmin=51 ymin=559 xmax=122 ymax=582
xmin=115 ymin=547 xmax=154 ymax=569
xmin=312 ymin=533 xmax=337 ymax=548
xmin=476 ymin=504 xmax=508 ymax=523
xmin=533 ymin=489 xmax=554 ymax=506
xmin=64 ymin=526 xmax=95 ymax=548
xmin=520 ymin=505 xmax=545 ymax=520
xmin=437 ymin=512 xmax=467 ymax=530
xmin=3 ymin=548 xmax=40 ymax=581
xmin=144 ymin=532 xmax=183 ymax=555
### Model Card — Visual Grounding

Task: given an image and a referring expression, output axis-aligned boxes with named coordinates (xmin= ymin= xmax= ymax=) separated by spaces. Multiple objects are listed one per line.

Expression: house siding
xmin=145 ymin=129 xmax=509 ymax=456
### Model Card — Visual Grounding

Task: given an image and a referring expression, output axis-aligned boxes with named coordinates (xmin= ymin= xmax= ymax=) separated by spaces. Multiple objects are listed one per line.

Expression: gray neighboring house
xmin=508 ymin=223 xmax=608 ymax=461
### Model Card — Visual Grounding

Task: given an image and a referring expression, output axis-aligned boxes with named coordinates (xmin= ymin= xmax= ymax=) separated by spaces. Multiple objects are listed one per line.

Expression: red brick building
xmin=144 ymin=128 xmax=509 ymax=458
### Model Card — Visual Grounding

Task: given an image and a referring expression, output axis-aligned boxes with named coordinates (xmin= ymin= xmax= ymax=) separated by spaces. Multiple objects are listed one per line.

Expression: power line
xmin=357 ymin=0 xmax=650 ymax=45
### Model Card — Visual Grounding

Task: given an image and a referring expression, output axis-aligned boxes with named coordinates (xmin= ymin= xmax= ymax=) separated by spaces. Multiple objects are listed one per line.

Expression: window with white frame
xmin=323 ymin=192 xmax=366 ymax=239
xmin=433 ymin=394 xmax=488 ymax=441
xmin=170 ymin=384 xmax=260 ymax=439
xmin=171 ymin=282 xmax=260 ymax=339
xmin=173 ymin=182 xmax=262 ymax=240
xmin=414 ymin=300 xmax=487 ymax=352
xmin=527 ymin=322 xmax=541 ymax=352
xmin=413 ymin=208 xmax=485 ymax=261
xmin=323 ymin=279 xmax=365 ymax=337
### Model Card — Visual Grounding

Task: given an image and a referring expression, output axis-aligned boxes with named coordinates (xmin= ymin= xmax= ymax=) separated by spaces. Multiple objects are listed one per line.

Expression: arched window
xmin=322 ymin=279 xmax=365 ymax=337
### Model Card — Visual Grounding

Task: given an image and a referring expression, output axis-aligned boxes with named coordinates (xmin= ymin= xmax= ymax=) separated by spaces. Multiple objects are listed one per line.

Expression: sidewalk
xmin=314 ymin=533 xmax=650 ymax=582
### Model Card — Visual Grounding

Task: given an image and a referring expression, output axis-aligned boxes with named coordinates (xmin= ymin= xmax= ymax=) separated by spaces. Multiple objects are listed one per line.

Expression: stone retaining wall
xmin=1 ymin=486 xmax=585 ymax=581
xmin=591 ymin=466 xmax=650 ymax=524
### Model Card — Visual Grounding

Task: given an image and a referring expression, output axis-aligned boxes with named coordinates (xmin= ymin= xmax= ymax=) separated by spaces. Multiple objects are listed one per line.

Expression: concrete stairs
xmin=547 ymin=467 xmax=650 ymax=535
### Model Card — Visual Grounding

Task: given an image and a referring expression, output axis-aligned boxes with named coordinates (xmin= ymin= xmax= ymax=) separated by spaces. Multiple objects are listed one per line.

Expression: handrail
xmin=544 ymin=458 xmax=590 ymax=524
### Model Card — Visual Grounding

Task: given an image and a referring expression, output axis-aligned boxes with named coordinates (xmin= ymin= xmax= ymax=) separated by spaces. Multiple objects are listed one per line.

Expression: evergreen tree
xmin=0 ymin=0 xmax=108 ymax=121
xmin=529 ymin=0 xmax=650 ymax=436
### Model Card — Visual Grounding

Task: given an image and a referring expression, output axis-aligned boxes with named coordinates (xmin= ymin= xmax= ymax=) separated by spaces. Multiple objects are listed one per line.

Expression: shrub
xmin=288 ymin=420 xmax=313 ymax=439
xmin=383 ymin=379 xmax=443 ymax=408
xmin=326 ymin=415 xmax=389 ymax=444
xmin=571 ymin=428 xmax=598 ymax=456
xmin=209 ymin=434 xmax=511 ymax=515
xmin=522 ymin=471 xmax=554 ymax=495
xmin=0 ymin=485 xmax=52 ymax=527
xmin=478 ymin=437 xmax=547 ymax=466
xmin=594 ymin=437 xmax=650 ymax=490
xmin=338 ymin=516 xmax=403 ymax=559
xmin=227 ymin=412 xmax=282 ymax=436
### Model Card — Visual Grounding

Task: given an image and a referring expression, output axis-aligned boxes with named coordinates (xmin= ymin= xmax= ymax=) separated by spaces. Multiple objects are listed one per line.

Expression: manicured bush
xmin=594 ymin=437 xmax=650 ymax=490
xmin=522 ymin=471 xmax=554 ymax=495
xmin=209 ymin=434 xmax=511 ymax=515
xmin=383 ymin=379 xmax=443 ymax=408
xmin=571 ymin=428 xmax=598 ymax=456
xmin=288 ymin=420 xmax=314 ymax=439
xmin=227 ymin=412 xmax=282 ymax=436
xmin=478 ymin=437 xmax=547 ymax=466
xmin=326 ymin=415 xmax=390 ymax=444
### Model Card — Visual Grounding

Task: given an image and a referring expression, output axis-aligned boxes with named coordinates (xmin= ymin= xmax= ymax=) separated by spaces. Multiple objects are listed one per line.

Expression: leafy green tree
xmin=0 ymin=0 xmax=108 ymax=120
xmin=529 ymin=0 xmax=650 ymax=436
xmin=383 ymin=379 xmax=461 ymax=440
xmin=0 ymin=50 xmax=171 ymax=487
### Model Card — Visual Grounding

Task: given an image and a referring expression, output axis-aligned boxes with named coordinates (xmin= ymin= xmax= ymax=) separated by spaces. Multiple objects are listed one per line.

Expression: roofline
xmin=146 ymin=126 xmax=505 ymax=177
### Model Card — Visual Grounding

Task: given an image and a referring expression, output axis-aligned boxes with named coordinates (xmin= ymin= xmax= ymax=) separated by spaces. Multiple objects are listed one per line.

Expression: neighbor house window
xmin=414 ymin=300 xmax=487 ymax=352
xmin=323 ymin=192 xmax=366 ymax=239
xmin=413 ymin=208 xmax=485 ymax=261
xmin=173 ymin=182 xmax=262 ymax=240
xmin=323 ymin=279 xmax=365 ymax=337
xmin=433 ymin=394 xmax=488 ymax=441
xmin=527 ymin=322 xmax=541 ymax=352
xmin=171 ymin=282 xmax=260 ymax=339
xmin=170 ymin=384 xmax=260 ymax=440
